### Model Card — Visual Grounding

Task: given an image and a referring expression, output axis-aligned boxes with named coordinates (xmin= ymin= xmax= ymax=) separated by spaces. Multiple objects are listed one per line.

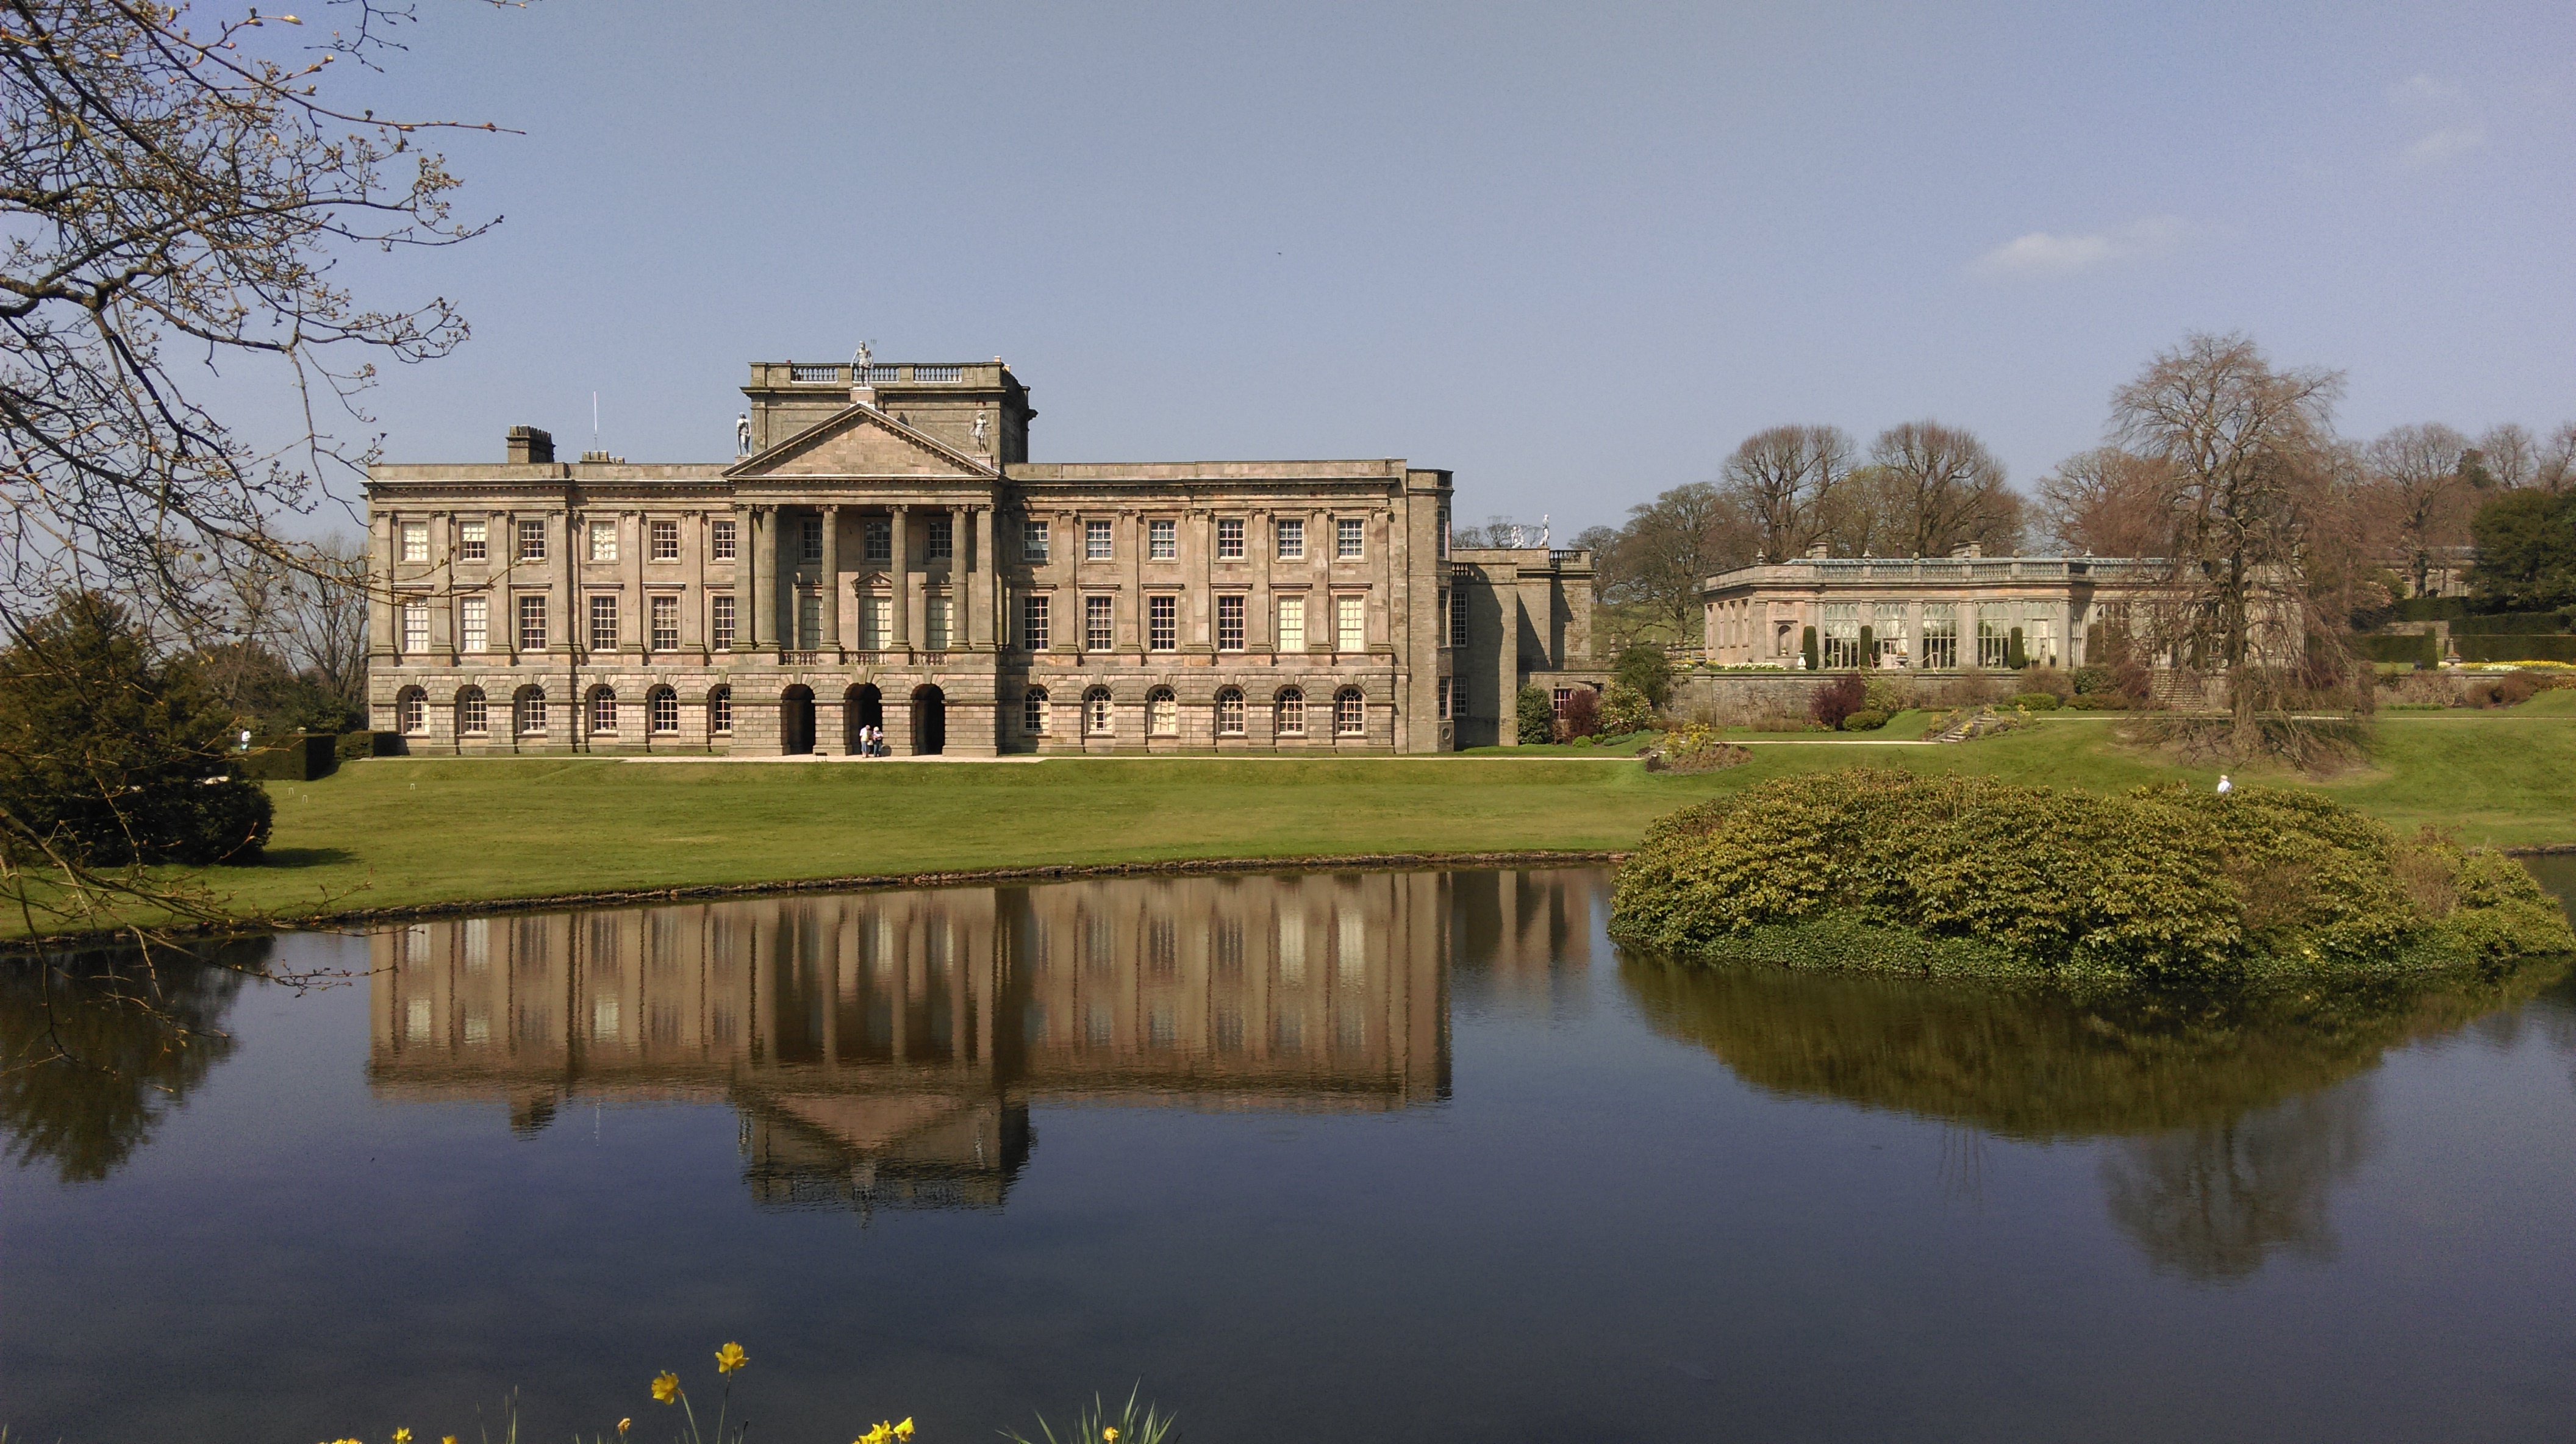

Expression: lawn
xmin=125 ymin=700 xmax=2571 ymax=932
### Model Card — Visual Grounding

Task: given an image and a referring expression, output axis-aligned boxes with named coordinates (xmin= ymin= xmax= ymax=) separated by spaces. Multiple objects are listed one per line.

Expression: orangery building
xmin=363 ymin=355 xmax=1531 ymax=756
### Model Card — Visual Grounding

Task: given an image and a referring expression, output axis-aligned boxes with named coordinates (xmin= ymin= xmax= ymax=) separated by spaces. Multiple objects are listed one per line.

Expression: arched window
xmin=1084 ymin=686 xmax=1114 ymax=736
xmin=1276 ymin=687 xmax=1306 ymax=737
xmin=515 ymin=687 xmax=548 ymax=737
xmin=588 ymin=687 xmax=618 ymax=736
xmin=456 ymin=687 xmax=488 ymax=736
xmin=1216 ymin=687 xmax=1245 ymax=736
xmin=1023 ymin=687 xmax=1049 ymax=734
xmin=1335 ymin=687 xmax=1366 ymax=736
xmin=648 ymin=686 xmax=679 ymax=735
xmin=1147 ymin=687 xmax=1178 ymax=737
xmin=709 ymin=685 xmax=733 ymax=734
xmin=396 ymin=686 xmax=427 ymax=735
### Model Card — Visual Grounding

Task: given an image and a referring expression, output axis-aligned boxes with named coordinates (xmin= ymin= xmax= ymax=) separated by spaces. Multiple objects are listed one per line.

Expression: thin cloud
xmin=2400 ymin=126 xmax=2484 ymax=166
xmin=1971 ymin=215 xmax=2188 ymax=279
xmin=2390 ymin=74 xmax=2456 ymax=104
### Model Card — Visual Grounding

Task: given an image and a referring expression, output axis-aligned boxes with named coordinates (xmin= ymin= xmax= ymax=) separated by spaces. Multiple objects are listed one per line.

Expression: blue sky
xmin=286 ymin=1 xmax=2573 ymax=538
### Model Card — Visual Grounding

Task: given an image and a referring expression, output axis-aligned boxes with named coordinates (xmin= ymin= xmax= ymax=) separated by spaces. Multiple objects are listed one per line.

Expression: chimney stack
xmin=506 ymin=426 xmax=554 ymax=465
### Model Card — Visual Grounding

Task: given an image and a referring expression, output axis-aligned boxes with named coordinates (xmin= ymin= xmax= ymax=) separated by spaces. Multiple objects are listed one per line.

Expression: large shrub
xmin=1514 ymin=687 xmax=1556 ymax=746
xmin=1609 ymin=772 xmax=2572 ymax=981
xmin=1809 ymin=674 xmax=1866 ymax=729
xmin=1558 ymin=686 xmax=1601 ymax=740
xmin=1611 ymin=643 xmax=1673 ymax=710
xmin=1600 ymin=681 xmax=1655 ymax=735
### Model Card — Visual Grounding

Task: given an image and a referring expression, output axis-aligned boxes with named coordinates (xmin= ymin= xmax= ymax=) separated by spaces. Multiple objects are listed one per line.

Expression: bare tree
xmin=0 ymin=0 xmax=509 ymax=947
xmin=2035 ymin=447 xmax=2174 ymax=557
xmin=1720 ymin=424 xmax=1851 ymax=562
xmin=277 ymin=532 xmax=368 ymax=704
xmin=1609 ymin=481 xmax=1757 ymax=642
xmin=2539 ymin=423 xmax=2576 ymax=493
xmin=2474 ymin=423 xmax=2538 ymax=490
xmin=1869 ymin=420 xmax=2020 ymax=557
xmin=2110 ymin=332 xmax=2346 ymax=735
xmin=2362 ymin=423 xmax=2475 ymax=597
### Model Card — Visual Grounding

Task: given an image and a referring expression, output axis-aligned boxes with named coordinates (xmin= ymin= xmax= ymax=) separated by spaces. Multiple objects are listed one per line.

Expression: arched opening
xmin=845 ymin=683 xmax=883 ymax=754
xmin=1083 ymin=686 xmax=1114 ymax=737
xmin=1335 ymin=687 xmax=1367 ymax=737
xmin=1215 ymin=687 xmax=1245 ymax=737
xmin=456 ymin=686 xmax=488 ymax=738
xmin=779 ymin=684 xmax=815 ymax=755
xmin=513 ymin=685 xmax=548 ymax=742
xmin=1146 ymin=686 xmax=1178 ymax=737
xmin=911 ymin=684 xmax=946 ymax=756
xmin=396 ymin=685 xmax=428 ymax=736
xmin=647 ymin=686 xmax=680 ymax=735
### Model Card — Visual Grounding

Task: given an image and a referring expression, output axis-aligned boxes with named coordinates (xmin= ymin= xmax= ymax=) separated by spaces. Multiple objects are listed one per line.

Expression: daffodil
xmin=893 ymin=1420 xmax=915 ymax=1442
xmin=653 ymin=1371 xmax=682 ymax=1404
xmin=1104 ymin=1429 xmax=1119 ymax=1443
xmin=715 ymin=1341 xmax=749 ymax=1375
xmin=618 ymin=1420 xmax=632 ymax=1437
xmin=859 ymin=1424 xmax=892 ymax=1444
xmin=394 ymin=1432 xmax=413 ymax=1444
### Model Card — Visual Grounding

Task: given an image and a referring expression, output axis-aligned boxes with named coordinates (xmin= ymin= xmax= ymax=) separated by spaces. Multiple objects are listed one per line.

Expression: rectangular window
xmin=799 ymin=516 xmax=822 ymax=563
xmin=1021 ymin=594 xmax=1050 ymax=651
xmin=1217 ymin=593 xmax=1245 ymax=651
xmin=1438 ymin=510 xmax=1450 ymax=559
xmin=1336 ymin=595 xmax=1365 ymax=652
xmin=1872 ymin=602 xmax=1908 ymax=665
xmin=1553 ymin=686 xmax=1572 ymax=718
xmin=589 ymin=595 xmax=618 ymax=651
xmin=1148 ymin=595 xmax=1177 ymax=651
xmin=1336 ymin=518 xmax=1364 ymax=559
xmin=1086 ymin=520 xmax=1113 ymax=561
xmin=1822 ymin=602 xmax=1863 ymax=670
xmin=1276 ymin=518 xmax=1304 ymax=560
xmin=796 ymin=592 xmax=821 ymax=649
xmin=1276 ymin=596 xmax=1306 ymax=653
xmin=710 ymin=595 xmax=736 ymax=651
xmin=401 ymin=522 xmax=428 ymax=563
xmin=864 ymin=519 xmax=892 ymax=564
xmin=1447 ymin=591 xmax=1467 ymax=648
xmin=1023 ymin=519 xmax=1050 ymax=562
xmin=1148 ymin=518 xmax=1176 ymax=560
xmin=461 ymin=597 xmax=489 ymax=654
xmin=517 ymin=595 xmax=547 ymax=651
xmin=1977 ymin=615 xmax=2009 ymax=669
xmin=1024 ymin=689 xmax=1049 ymax=734
xmin=650 ymin=595 xmax=679 ymax=651
xmin=517 ymin=519 xmax=546 ymax=562
xmin=1084 ymin=594 xmax=1114 ymax=651
xmin=649 ymin=520 xmax=679 ymax=562
xmin=928 ymin=515 xmax=953 ymax=561
xmin=1438 ymin=676 xmax=1452 ymax=720
xmin=587 ymin=521 xmax=617 ymax=562
xmin=459 ymin=519 xmax=488 ymax=562
xmin=711 ymin=518 xmax=737 ymax=561
xmin=1217 ymin=517 xmax=1245 ymax=559
xmin=1921 ymin=604 xmax=1958 ymax=668
xmin=401 ymin=599 xmax=428 ymax=653
xmin=926 ymin=596 xmax=952 ymax=651
xmin=862 ymin=595 xmax=891 ymax=649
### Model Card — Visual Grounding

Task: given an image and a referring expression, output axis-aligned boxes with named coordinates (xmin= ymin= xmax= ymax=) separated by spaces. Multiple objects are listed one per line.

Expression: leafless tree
xmin=2362 ymin=423 xmax=2475 ymax=597
xmin=2474 ymin=423 xmax=2538 ymax=490
xmin=2034 ymin=447 xmax=2175 ymax=557
xmin=1719 ymin=424 xmax=1851 ymax=562
xmin=1606 ymin=481 xmax=1758 ymax=643
xmin=2110 ymin=332 xmax=2347 ymax=737
xmin=1869 ymin=420 xmax=2021 ymax=557
xmin=2538 ymin=423 xmax=2576 ymax=493
xmin=277 ymin=531 xmax=368 ymax=704
xmin=0 ymin=0 xmax=509 ymax=948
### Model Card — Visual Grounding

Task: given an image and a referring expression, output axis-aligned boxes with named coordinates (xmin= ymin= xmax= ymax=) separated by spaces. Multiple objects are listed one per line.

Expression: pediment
xmin=726 ymin=404 xmax=995 ymax=483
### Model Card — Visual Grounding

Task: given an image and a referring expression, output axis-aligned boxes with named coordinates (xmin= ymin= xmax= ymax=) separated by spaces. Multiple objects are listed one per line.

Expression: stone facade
xmin=1700 ymin=546 xmax=2173 ymax=671
xmin=1446 ymin=546 xmax=1599 ymax=746
xmin=365 ymin=359 xmax=1459 ymax=754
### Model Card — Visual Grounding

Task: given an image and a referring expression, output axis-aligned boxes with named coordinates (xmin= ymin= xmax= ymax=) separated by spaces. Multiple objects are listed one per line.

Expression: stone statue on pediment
xmin=851 ymin=340 xmax=872 ymax=377
xmin=735 ymin=413 xmax=752 ymax=457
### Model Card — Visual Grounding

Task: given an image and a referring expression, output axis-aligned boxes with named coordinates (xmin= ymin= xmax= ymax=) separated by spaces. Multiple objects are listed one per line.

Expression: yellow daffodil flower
xmin=1104 ymin=1429 xmax=1119 ymax=1442
xmin=653 ymin=1371 xmax=682 ymax=1404
xmin=893 ymin=1420 xmax=915 ymax=1442
xmin=859 ymin=1424 xmax=892 ymax=1444
xmin=394 ymin=1431 xmax=413 ymax=1444
xmin=715 ymin=1342 xmax=749 ymax=1374
xmin=618 ymin=1420 xmax=632 ymax=1437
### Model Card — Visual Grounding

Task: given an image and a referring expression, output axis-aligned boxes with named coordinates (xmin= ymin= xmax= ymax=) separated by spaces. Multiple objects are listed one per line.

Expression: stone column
xmin=732 ymin=504 xmax=756 ymax=652
xmin=819 ymin=504 xmax=842 ymax=652
xmin=367 ymin=508 xmax=398 ymax=662
xmin=968 ymin=506 xmax=992 ymax=649
xmin=621 ymin=509 xmax=644 ymax=655
xmin=557 ymin=507 xmax=577 ymax=656
xmin=948 ymin=504 xmax=968 ymax=651
xmin=751 ymin=507 xmax=778 ymax=650
xmin=890 ymin=504 xmax=912 ymax=651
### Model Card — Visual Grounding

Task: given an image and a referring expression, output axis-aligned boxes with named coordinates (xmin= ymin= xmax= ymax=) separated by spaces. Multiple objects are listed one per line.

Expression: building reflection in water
xmin=367 ymin=872 xmax=1459 ymax=1215
xmin=1447 ymin=869 xmax=1606 ymax=1018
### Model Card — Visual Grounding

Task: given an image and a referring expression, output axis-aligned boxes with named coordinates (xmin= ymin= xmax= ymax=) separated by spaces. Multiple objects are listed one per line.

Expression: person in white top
xmin=2216 ymin=774 xmax=2233 ymax=795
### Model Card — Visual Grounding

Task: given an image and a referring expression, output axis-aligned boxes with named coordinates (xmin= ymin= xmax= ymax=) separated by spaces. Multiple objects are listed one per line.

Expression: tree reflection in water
xmin=0 ymin=942 xmax=266 ymax=1182
xmin=1621 ymin=953 xmax=2569 ymax=1278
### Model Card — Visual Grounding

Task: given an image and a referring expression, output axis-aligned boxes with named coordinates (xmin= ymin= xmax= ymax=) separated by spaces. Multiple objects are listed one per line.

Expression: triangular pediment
xmin=725 ymin=404 xmax=995 ymax=483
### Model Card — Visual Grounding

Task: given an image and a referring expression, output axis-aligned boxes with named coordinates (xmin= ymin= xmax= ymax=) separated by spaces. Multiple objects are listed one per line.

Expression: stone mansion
xmin=365 ymin=356 xmax=1593 ymax=756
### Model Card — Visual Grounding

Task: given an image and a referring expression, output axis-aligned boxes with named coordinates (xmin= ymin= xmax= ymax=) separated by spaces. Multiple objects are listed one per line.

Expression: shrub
xmin=2070 ymin=666 xmax=2116 ymax=696
xmin=1841 ymin=708 xmax=1889 ymax=731
xmin=1558 ymin=686 xmax=1601 ymax=740
xmin=1612 ymin=643 xmax=1674 ymax=709
xmin=1514 ymin=687 xmax=1556 ymax=746
xmin=1651 ymin=724 xmax=1753 ymax=774
xmin=1609 ymin=772 xmax=2575 ymax=980
xmin=1600 ymin=680 xmax=1655 ymax=735
xmin=2006 ymin=627 xmax=2028 ymax=671
xmin=2009 ymin=691 xmax=2062 ymax=711
xmin=1810 ymin=673 xmax=1867 ymax=729
xmin=2064 ymin=692 xmax=2125 ymax=711
xmin=1801 ymin=625 xmax=1819 ymax=673
xmin=2018 ymin=666 xmax=2075 ymax=700
xmin=1862 ymin=676 xmax=1916 ymax=714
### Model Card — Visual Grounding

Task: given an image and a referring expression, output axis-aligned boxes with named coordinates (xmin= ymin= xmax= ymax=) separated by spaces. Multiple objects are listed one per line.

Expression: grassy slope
xmin=121 ymin=704 xmax=2576 ymax=928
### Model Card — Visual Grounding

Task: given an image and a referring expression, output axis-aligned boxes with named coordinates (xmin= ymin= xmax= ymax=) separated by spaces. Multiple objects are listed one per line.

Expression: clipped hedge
xmin=2451 ymin=610 xmax=2570 ymax=636
xmin=2359 ymin=632 xmax=2439 ymax=668
xmin=240 ymin=733 xmax=338 ymax=782
xmin=2455 ymin=634 xmax=2576 ymax=663
xmin=1609 ymin=771 xmax=2574 ymax=982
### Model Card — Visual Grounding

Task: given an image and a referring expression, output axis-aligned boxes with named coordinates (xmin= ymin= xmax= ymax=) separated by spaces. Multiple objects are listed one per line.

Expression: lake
xmin=7 ymin=862 xmax=2575 ymax=1443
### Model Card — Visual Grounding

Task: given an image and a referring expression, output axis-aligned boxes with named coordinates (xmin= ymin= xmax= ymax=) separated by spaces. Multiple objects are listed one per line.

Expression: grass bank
xmin=46 ymin=704 xmax=2576 ymax=936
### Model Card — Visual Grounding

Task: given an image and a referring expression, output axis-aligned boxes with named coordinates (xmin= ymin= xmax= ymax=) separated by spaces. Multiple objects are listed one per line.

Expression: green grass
xmin=53 ymin=706 xmax=2576 ymax=935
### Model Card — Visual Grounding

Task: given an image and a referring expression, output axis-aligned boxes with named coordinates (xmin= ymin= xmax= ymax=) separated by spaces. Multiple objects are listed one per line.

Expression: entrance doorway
xmin=845 ymin=684 xmax=883 ymax=754
xmin=780 ymin=685 xmax=815 ymax=755
xmin=911 ymin=685 xmax=946 ymax=756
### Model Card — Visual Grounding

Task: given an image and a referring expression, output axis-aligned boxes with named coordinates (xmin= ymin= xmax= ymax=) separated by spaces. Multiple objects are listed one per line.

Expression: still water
xmin=7 ymin=865 xmax=2576 ymax=1443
